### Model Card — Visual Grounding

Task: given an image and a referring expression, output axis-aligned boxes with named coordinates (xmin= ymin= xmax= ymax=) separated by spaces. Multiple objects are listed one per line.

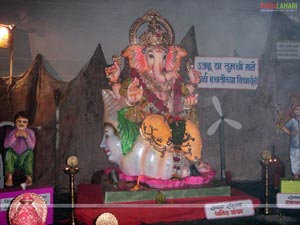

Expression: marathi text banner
xmin=194 ymin=57 xmax=259 ymax=90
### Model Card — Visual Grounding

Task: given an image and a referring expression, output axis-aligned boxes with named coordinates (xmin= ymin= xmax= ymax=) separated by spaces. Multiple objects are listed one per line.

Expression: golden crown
xmin=129 ymin=9 xmax=175 ymax=46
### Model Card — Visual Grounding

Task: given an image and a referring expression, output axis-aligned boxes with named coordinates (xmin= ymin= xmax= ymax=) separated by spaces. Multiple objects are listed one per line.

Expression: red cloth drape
xmin=75 ymin=184 xmax=260 ymax=225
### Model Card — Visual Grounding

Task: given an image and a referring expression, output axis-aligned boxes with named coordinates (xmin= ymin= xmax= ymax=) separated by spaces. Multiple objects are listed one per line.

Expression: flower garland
xmin=130 ymin=69 xmax=187 ymax=147
xmin=130 ymin=69 xmax=183 ymax=115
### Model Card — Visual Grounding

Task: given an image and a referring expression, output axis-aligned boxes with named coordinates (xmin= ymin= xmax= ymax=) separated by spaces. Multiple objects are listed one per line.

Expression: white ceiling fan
xmin=207 ymin=96 xmax=242 ymax=181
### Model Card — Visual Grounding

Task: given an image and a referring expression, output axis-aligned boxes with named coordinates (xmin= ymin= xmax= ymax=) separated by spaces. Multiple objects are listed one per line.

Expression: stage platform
xmin=75 ymin=183 xmax=261 ymax=225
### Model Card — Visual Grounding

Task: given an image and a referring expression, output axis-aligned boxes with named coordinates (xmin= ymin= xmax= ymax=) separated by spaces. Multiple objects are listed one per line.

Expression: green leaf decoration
xmin=117 ymin=108 xmax=139 ymax=155
xmin=170 ymin=119 xmax=186 ymax=145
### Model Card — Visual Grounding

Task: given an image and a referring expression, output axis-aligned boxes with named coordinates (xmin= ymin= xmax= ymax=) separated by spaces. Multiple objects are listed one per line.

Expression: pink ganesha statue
xmin=101 ymin=9 xmax=215 ymax=189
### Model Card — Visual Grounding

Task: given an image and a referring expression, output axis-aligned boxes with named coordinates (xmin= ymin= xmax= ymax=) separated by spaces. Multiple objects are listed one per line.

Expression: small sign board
xmin=277 ymin=41 xmax=300 ymax=59
xmin=204 ymin=199 xmax=254 ymax=220
xmin=277 ymin=193 xmax=300 ymax=209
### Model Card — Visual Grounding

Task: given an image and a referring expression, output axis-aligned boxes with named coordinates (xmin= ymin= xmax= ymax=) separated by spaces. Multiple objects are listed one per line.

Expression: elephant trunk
xmin=152 ymin=61 xmax=177 ymax=82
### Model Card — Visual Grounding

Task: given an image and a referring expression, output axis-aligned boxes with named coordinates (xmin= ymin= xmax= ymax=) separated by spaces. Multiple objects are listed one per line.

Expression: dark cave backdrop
xmin=0 ymin=12 xmax=300 ymax=191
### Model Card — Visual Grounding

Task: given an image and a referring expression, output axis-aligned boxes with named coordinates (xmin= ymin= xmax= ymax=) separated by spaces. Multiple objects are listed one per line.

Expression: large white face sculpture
xmin=100 ymin=125 xmax=122 ymax=165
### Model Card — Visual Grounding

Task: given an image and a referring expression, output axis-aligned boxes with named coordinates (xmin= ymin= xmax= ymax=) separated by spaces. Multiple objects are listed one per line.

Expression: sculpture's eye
xmin=148 ymin=53 xmax=154 ymax=59
xmin=104 ymin=128 xmax=112 ymax=136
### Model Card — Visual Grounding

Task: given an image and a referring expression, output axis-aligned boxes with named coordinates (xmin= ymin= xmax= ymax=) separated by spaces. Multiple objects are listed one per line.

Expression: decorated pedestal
xmin=104 ymin=183 xmax=231 ymax=203
xmin=0 ymin=186 xmax=53 ymax=225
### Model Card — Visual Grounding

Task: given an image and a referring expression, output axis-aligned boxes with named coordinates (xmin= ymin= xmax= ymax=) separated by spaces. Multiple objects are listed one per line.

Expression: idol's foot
xmin=25 ymin=175 xmax=33 ymax=186
xmin=5 ymin=174 xmax=13 ymax=187
xmin=130 ymin=176 xmax=141 ymax=191
xmin=130 ymin=183 xmax=140 ymax=191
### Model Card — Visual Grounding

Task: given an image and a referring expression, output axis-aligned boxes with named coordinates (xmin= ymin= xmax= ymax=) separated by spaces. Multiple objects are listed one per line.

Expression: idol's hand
xmin=105 ymin=61 xmax=121 ymax=85
xmin=184 ymin=94 xmax=198 ymax=107
xmin=126 ymin=78 xmax=143 ymax=105
xmin=186 ymin=64 xmax=201 ymax=95
xmin=188 ymin=68 xmax=201 ymax=84
xmin=186 ymin=59 xmax=201 ymax=84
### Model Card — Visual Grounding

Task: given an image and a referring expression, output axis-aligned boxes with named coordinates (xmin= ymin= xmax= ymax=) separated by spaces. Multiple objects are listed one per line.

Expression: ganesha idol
xmin=101 ymin=9 xmax=215 ymax=189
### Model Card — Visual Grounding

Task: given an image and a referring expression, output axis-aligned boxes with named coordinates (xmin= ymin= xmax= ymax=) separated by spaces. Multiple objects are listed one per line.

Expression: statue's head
xmin=129 ymin=9 xmax=175 ymax=47
xmin=138 ymin=18 xmax=170 ymax=49
xmin=14 ymin=111 xmax=29 ymax=130
xmin=292 ymin=105 xmax=300 ymax=116
xmin=122 ymin=9 xmax=187 ymax=76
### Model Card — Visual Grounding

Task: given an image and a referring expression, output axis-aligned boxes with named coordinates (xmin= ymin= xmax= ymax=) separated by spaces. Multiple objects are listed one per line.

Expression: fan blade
xmin=207 ymin=119 xmax=221 ymax=135
xmin=224 ymin=118 xmax=242 ymax=130
xmin=212 ymin=96 xmax=223 ymax=116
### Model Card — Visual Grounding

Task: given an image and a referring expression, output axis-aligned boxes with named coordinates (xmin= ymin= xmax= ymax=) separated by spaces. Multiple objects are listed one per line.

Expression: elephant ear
xmin=122 ymin=45 xmax=146 ymax=74
xmin=165 ymin=46 xmax=187 ymax=71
